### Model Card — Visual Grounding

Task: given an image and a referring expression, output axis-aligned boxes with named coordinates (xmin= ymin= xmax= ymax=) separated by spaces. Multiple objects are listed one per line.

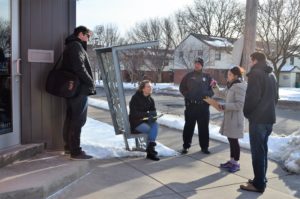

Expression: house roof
xmin=281 ymin=65 xmax=300 ymax=72
xmin=190 ymin=33 xmax=236 ymax=49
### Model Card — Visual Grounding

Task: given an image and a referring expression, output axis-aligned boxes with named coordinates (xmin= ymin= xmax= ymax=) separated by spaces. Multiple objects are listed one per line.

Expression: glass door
xmin=0 ymin=0 xmax=20 ymax=149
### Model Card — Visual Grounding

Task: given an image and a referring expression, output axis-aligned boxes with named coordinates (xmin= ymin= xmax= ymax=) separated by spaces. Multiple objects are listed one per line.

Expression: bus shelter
xmin=94 ymin=41 xmax=159 ymax=151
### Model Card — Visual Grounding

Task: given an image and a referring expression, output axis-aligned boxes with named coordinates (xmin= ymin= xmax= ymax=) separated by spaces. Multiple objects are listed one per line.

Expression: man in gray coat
xmin=62 ymin=26 xmax=96 ymax=160
xmin=240 ymin=52 xmax=278 ymax=193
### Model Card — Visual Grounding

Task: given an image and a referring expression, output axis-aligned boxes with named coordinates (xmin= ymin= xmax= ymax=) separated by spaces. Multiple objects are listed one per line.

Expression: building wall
xmin=279 ymin=73 xmax=295 ymax=87
xmin=20 ymin=0 xmax=76 ymax=149
xmin=174 ymin=36 xmax=210 ymax=70
xmin=173 ymin=69 xmax=189 ymax=84
xmin=173 ymin=69 xmax=227 ymax=85
xmin=174 ymin=35 xmax=233 ymax=70
xmin=121 ymin=70 xmax=174 ymax=83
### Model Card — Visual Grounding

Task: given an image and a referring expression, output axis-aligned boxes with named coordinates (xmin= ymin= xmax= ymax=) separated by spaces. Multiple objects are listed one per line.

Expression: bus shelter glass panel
xmin=95 ymin=41 xmax=159 ymax=151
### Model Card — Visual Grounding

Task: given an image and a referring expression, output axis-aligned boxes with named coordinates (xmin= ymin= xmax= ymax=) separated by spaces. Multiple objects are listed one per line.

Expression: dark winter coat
xmin=62 ymin=34 xmax=96 ymax=96
xmin=243 ymin=62 xmax=278 ymax=124
xmin=180 ymin=70 xmax=214 ymax=104
xmin=129 ymin=91 xmax=156 ymax=131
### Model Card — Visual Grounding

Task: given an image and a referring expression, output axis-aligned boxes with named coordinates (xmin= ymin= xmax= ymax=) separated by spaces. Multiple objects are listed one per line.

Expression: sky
xmin=0 ymin=0 xmax=10 ymax=20
xmin=77 ymin=0 xmax=194 ymax=35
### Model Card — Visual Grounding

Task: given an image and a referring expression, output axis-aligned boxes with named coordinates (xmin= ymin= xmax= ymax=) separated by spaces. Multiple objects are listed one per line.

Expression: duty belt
xmin=185 ymin=99 xmax=204 ymax=106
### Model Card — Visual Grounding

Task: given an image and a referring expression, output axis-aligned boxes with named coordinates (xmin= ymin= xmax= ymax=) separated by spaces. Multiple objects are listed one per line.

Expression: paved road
xmin=92 ymin=87 xmax=300 ymax=136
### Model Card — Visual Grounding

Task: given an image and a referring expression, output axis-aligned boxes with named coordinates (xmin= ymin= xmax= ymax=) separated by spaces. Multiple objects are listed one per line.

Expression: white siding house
xmin=173 ymin=33 xmax=236 ymax=84
xmin=279 ymin=65 xmax=300 ymax=87
xmin=278 ymin=56 xmax=300 ymax=87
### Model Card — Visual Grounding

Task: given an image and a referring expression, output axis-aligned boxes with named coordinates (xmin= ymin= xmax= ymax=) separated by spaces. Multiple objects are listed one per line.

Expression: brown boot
xmin=240 ymin=183 xmax=264 ymax=193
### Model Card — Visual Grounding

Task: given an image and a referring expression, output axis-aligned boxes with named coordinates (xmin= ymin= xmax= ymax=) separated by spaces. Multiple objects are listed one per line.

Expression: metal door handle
xmin=16 ymin=58 xmax=22 ymax=76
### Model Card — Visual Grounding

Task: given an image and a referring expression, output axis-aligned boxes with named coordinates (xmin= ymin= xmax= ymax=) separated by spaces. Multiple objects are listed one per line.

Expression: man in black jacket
xmin=240 ymin=52 xmax=278 ymax=193
xmin=180 ymin=57 xmax=214 ymax=154
xmin=62 ymin=26 xmax=96 ymax=160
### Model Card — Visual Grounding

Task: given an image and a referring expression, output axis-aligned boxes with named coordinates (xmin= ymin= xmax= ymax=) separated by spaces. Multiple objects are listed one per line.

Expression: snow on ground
xmin=81 ymin=116 xmax=178 ymax=159
xmin=96 ymin=81 xmax=300 ymax=102
xmin=88 ymin=97 xmax=300 ymax=174
xmin=278 ymin=88 xmax=300 ymax=102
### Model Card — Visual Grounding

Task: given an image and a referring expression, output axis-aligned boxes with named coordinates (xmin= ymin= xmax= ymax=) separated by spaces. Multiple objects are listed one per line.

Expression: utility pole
xmin=241 ymin=0 xmax=258 ymax=72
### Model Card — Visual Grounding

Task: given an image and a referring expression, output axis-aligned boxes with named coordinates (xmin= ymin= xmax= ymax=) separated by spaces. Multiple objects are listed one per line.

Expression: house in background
xmin=279 ymin=65 xmax=300 ymax=87
xmin=173 ymin=33 xmax=237 ymax=84
xmin=119 ymin=48 xmax=174 ymax=83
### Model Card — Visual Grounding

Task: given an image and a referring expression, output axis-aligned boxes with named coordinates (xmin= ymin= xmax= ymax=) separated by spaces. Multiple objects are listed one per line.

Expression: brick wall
xmin=174 ymin=69 xmax=228 ymax=85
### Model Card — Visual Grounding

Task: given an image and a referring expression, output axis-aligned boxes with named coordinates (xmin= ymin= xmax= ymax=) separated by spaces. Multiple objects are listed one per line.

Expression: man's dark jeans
xmin=249 ymin=123 xmax=273 ymax=190
xmin=63 ymin=95 xmax=88 ymax=156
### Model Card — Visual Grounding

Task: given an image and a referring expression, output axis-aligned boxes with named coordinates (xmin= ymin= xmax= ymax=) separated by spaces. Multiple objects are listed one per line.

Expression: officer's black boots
xmin=181 ymin=148 xmax=189 ymax=154
xmin=201 ymin=148 xmax=211 ymax=154
xmin=146 ymin=142 xmax=160 ymax=161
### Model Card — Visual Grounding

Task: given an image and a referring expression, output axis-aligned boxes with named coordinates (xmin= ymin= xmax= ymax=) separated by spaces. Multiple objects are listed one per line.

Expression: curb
xmin=0 ymin=143 xmax=44 ymax=168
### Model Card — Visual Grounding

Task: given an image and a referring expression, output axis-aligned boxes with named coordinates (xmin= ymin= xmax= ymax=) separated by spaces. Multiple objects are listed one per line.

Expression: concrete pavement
xmin=50 ymin=106 xmax=299 ymax=199
xmin=0 ymin=105 xmax=298 ymax=199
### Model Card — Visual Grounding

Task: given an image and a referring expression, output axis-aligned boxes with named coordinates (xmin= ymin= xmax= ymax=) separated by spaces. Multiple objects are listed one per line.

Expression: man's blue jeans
xmin=249 ymin=123 xmax=273 ymax=190
xmin=135 ymin=122 xmax=158 ymax=143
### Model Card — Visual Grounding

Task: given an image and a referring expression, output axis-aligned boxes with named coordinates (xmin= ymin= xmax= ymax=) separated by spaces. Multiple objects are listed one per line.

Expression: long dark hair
xmin=229 ymin=66 xmax=244 ymax=79
xmin=138 ymin=80 xmax=151 ymax=92
xmin=227 ymin=66 xmax=244 ymax=89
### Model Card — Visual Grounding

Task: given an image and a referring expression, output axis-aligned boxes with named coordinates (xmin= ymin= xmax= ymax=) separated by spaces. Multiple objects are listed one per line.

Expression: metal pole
xmin=241 ymin=0 xmax=258 ymax=73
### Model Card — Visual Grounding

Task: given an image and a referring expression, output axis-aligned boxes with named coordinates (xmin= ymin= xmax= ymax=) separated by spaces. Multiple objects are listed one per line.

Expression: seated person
xmin=129 ymin=80 xmax=159 ymax=161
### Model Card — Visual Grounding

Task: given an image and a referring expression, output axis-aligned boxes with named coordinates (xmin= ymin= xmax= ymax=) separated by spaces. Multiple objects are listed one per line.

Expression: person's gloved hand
xmin=149 ymin=111 xmax=157 ymax=117
xmin=210 ymin=79 xmax=218 ymax=88
xmin=147 ymin=111 xmax=157 ymax=123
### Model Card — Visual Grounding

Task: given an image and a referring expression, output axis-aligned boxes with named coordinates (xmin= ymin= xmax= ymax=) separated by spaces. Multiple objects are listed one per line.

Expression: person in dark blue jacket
xmin=62 ymin=26 xmax=96 ymax=160
xmin=179 ymin=57 xmax=214 ymax=154
xmin=240 ymin=52 xmax=278 ymax=193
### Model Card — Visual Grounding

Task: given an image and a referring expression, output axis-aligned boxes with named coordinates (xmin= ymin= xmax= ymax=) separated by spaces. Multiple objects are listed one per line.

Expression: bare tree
xmin=175 ymin=0 xmax=244 ymax=38
xmin=120 ymin=50 xmax=145 ymax=83
xmin=89 ymin=24 xmax=126 ymax=82
xmin=257 ymin=0 xmax=300 ymax=86
xmin=126 ymin=18 xmax=174 ymax=83
xmin=91 ymin=24 xmax=124 ymax=47
xmin=0 ymin=18 xmax=10 ymax=54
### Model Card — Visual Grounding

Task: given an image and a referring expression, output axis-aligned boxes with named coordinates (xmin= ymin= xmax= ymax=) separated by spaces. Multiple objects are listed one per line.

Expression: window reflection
xmin=0 ymin=0 xmax=12 ymax=134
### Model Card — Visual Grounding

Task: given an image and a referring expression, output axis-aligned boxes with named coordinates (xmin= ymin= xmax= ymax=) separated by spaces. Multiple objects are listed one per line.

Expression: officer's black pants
xmin=183 ymin=103 xmax=210 ymax=150
xmin=63 ymin=95 xmax=88 ymax=156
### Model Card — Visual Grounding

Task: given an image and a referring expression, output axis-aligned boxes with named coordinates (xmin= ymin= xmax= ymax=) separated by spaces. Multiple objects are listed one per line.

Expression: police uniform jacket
xmin=180 ymin=70 xmax=214 ymax=105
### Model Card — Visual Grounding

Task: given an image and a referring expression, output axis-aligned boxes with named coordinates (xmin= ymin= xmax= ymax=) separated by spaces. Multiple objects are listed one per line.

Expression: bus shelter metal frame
xmin=94 ymin=41 xmax=159 ymax=151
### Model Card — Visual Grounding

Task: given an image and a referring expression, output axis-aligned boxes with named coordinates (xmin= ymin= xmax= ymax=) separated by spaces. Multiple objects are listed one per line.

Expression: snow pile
xmin=81 ymin=117 xmax=179 ymax=159
xmin=279 ymin=88 xmax=300 ymax=102
xmin=88 ymin=97 xmax=300 ymax=173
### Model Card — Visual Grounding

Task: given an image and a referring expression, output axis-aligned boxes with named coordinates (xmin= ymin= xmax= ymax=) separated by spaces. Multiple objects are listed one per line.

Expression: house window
xmin=283 ymin=74 xmax=290 ymax=80
xmin=179 ymin=51 xmax=184 ymax=58
xmin=198 ymin=50 xmax=203 ymax=56
xmin=215 ymin=50 xmax=221 ymax=60
xmin=290 ymin=56 xmax=294 ymax=65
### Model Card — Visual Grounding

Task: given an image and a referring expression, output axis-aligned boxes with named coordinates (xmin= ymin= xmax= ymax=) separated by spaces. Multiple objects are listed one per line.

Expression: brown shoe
xmin=240 ymin=183 xmax=264 ymax=193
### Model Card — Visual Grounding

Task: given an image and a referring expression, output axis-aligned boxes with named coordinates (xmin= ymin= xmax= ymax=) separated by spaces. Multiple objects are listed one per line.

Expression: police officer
xmin=180 ymin=57 xmax=214 ymax=154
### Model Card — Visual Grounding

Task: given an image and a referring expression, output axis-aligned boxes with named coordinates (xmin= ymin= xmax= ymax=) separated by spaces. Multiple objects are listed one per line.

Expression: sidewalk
xmin=51 ymin=106 xmax=300 ymax=199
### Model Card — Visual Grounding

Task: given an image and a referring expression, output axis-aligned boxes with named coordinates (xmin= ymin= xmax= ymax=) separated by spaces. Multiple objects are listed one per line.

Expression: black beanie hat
xmin=194 ymin=57 xmax=204 ymax=66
